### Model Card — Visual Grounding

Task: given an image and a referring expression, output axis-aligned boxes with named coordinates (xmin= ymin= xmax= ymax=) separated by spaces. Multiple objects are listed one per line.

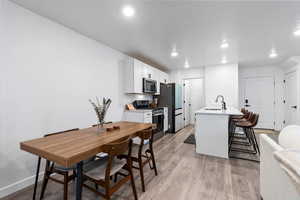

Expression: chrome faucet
xmin=215 ymin=95 xmax=227 ymax=110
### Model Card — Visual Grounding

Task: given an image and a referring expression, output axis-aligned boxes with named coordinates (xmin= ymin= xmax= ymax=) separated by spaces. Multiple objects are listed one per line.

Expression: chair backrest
xmin=44 ymin=128 xmax=79 ymax=137
xmin=137 ymin=128 xmax=153 ymax=141
xmin=253 ymin=114 xmax=259 ymax=127
xmin=250 ymin=113 xmax=259 ymax=127
xmin=241 ymin=108 xmax=246 ymax=114
xmin=101 ymin=136 xmax=131 ymax=156
xmin=245 ymin=111 xmax=253 ymax=120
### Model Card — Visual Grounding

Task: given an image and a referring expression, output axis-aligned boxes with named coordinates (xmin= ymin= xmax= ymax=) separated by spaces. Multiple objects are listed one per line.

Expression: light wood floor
xmin=2 ymin=126 xmax=260 ymax=200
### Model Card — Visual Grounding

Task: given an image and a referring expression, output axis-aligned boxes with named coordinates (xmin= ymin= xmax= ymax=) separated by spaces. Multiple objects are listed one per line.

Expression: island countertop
xmin=195 ymin=107 xmax=242 ymax=116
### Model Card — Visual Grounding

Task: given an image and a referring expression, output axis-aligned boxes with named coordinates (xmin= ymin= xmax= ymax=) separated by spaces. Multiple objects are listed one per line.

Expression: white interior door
xmin=285 ymin=71 xmax=298 ymax=126
xmin=184 ymin=80 xmax=191 ymax=126
xmin=243 ymin=76 xmax=275 ymax=129
xmin=183 ymin=79 xmax=204 ymax=125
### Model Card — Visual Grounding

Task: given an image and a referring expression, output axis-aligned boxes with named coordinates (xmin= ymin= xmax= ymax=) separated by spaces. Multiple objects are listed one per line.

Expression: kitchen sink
xmin=204 ymin=108 xmax=222 ymax=111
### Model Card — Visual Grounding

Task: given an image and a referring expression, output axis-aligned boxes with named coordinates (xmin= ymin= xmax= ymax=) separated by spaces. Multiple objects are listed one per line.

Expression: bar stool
xmin=229 ymin=109 xmax=249 ymax=136
xmin=229 ymin=111 xmax=253 ymax=148
xmin=230 ymin=113 xmax=260 ymax=156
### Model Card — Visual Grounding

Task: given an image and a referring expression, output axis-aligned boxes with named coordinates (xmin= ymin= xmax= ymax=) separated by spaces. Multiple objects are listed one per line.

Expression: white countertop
xmin=195 ymin=107 xmax=242 ymax=116
xmin=124 ymin=107 xmax=167 ymax=113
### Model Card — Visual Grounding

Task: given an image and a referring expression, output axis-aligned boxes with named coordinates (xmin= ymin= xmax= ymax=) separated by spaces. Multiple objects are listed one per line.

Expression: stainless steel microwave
xmin=143 ymin=78 xmax=157 ymax=93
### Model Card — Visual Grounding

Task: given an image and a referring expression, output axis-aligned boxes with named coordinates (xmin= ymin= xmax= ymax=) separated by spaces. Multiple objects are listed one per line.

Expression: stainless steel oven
xmin=152 ymin=108 xmax=164 ymax=140
xmin=143 ymin=78 xmax=157 ymax=93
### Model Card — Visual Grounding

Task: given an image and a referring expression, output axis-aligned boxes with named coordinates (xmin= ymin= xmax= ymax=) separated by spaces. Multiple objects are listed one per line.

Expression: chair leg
xmin=40 ymin=160 xmax=50 ymax=200
xmin=138 ymin=157 xmax=145 ymax=192
xmin=63 ymin=172 xmax=68 ymax=200
xmin=128 ymin=160 xmax=138 ymax=200
xmin=150 ymin=148 xmax=158 ymax=176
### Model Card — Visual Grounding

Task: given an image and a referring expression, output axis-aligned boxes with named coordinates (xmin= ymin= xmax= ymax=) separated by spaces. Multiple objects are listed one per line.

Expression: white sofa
xmin=260 ymin=127 xmax=300 ymax=200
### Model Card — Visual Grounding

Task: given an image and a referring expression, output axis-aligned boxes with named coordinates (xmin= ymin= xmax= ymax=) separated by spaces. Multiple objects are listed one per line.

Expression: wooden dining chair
xmin=119 ymin=128 xmax=158 ymax=192
xmin=39 ymin=128 xmax=80 ymax=200
xmin=82 ymin=136 xmax=138 ymax=200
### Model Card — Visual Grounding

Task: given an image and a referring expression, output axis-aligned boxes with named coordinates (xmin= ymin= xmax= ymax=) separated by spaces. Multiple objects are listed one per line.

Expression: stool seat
xmin=232 ymin=118 xmax=247 ymax=122
xmin=231 ymin=115 xmax=244 ymax=120
xmin=235 ymin=121 xmax=252 ymax=128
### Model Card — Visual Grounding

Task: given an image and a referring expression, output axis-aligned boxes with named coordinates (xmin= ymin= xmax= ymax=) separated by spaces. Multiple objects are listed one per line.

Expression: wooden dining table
xmin=20 ymin=121 xmax=153 ymax=200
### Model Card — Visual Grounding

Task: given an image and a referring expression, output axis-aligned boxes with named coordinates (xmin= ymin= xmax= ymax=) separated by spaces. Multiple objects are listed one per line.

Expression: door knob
xmin=291 ymin=105 xmax=297 ymax=109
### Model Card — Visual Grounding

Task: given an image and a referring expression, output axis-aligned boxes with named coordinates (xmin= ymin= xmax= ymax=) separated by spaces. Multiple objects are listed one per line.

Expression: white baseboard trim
xmin=0 ymin=172 xmax=44 ymax=198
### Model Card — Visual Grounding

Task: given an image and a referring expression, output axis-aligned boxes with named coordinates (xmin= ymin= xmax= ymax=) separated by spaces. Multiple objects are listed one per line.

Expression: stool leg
xmin=250 ymin=128 xmax=260 ymax=154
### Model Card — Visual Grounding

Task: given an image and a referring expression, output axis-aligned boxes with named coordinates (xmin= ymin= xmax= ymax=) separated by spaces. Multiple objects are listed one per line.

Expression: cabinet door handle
xmin=291 ymin=105 xmax=297 ymax=109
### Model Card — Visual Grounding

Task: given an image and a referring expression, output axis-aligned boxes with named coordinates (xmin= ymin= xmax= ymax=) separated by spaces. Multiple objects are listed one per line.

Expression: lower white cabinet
xmin=124 ymin=110 xmax=152 ymax=123
xmin=124 ymin=110 xmax=152 ymax=144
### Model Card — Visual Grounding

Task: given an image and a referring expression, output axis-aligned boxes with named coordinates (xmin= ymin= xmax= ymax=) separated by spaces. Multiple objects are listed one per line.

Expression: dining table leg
xmin=76 ymin=161 xmax=83 ymax=200
xmin=32 ymin=156 xmax=41 ymax=200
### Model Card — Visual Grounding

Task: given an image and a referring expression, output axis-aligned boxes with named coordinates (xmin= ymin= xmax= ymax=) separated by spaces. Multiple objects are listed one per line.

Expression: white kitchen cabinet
xmin=123 ymin=110 xmax=152 ymax=123
xmin=142 ymin=63 xmax=155 ymax=79
xmin=123 ymin=57 xmax=169 ymax=94
xmin=123 ymin=58 xmax=143 ymax=93
xmin=123 ymin=110 xmax=152 ymax=144
xmin=163 ymin=107 xmax=168 ymax=132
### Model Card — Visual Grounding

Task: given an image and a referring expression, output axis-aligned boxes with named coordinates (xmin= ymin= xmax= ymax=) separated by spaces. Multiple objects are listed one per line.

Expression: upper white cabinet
xmin=123 ymin=57 xmax=169 ymax=94
xmin=123 ymin=58 xmax=143 ymax=94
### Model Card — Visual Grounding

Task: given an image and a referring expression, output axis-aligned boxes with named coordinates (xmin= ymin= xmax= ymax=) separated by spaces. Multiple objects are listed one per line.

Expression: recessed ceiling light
xmin=122 ymin=5 xmax=135 ymax=17
xmin=171 ymin=51 xmax=178 ymax=57
xmin=294 ymin=29 xmax=300 ymax=36
xmin=184 ymin=60 xmax=190 ymax=68
xmin=269 ymin=49 xmax=278 ymax=58
xmin=171 ymin=47 xmax=179 ymax=57
xmin=221 ymin=57 xmax=227 ymax=64
xmin=220 ymin=40 xmax=229 ymax=49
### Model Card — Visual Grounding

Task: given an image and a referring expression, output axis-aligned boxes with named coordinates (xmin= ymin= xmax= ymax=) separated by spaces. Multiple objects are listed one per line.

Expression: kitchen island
xmin=194 ymin=107 xmax=242 ymax=159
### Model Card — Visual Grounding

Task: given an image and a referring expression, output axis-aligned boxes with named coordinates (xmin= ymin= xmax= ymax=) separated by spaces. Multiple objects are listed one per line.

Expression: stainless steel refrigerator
xmin=158 ymin=83 xmax=184 ymax=133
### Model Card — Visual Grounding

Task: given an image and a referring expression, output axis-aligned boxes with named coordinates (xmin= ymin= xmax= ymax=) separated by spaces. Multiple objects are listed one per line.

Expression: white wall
xmin=0 ymin=1 xmax=151 ymax=197
xmin=170 ymin=65 xmax=239 ymax=108
xmin=239 ymin=65 xmax=285 ymax=130
xmin=169 ymin=68 xmax=205 ymax=84
xmin=204 ymin=64 xmax=239 ymax=108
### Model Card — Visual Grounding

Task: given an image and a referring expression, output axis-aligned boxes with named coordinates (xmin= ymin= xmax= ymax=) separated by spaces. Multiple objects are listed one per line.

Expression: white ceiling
xmin=11 ymin=0 xmax=300 ymax=70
